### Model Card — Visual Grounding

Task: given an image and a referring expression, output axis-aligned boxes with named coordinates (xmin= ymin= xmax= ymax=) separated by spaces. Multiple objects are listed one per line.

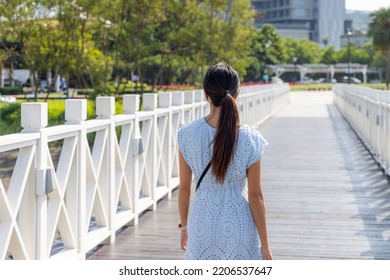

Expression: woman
xmin=177 ymin=62 xmax=272 ymax=260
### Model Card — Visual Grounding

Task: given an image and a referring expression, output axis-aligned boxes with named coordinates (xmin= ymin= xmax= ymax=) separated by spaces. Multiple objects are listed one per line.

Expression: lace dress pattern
xmin=177 ymin=117 xmax=268 ymax=260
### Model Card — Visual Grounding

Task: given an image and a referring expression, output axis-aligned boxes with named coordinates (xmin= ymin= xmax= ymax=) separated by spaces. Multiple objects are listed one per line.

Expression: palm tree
xmin=368 ymin=7 xmax=390 ymax=89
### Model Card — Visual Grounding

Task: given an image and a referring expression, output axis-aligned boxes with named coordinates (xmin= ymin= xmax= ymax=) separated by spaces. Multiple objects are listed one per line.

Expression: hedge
xmin=0 ymin=86 xmax=22 ymax=95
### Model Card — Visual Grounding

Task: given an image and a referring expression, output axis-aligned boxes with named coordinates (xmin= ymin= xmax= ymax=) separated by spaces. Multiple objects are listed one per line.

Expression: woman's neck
xmin=205 ymin=105 xmax=221 ymax=128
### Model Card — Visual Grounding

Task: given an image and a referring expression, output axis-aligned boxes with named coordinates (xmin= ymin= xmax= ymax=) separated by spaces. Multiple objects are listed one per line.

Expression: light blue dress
xmin=177 ymin=117 xmax=268 ymax=260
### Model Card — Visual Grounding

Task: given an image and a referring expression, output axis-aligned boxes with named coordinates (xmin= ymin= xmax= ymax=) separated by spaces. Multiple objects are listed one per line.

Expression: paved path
xmin=88 ymin=91 xmax=390 ymax=260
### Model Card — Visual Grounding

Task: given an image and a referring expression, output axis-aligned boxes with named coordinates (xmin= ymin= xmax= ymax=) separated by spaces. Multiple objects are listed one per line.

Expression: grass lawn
xmin=290 ymin=83 xmax=388 ymax=91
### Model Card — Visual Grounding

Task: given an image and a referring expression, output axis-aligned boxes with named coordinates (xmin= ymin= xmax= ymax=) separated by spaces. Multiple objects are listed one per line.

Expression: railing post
xmin=65 ymin=99 xmax=87 ymax=259
xmin=171 ymin=91 xmax=184 ymax=185
xmin=194 ymin=89 xmax=204 ymax=118
xmin=159 ymin=92 xmax=172 ymax=198
xmin=21 ymin=103 xmax=48 ymax=260
xmin=173 ymin=91 xmax=185 ymax=127
xmin=143 ymin=93 xmax=158 ymax=211
xmin=184 ymin=91 xmax=195 ymax=122
xmin=123 ymin=94 xmax=140 ymax=226
xmin=334 ymin=84 xmax=390 ymax=176
xmin=96 ymin=96 xmax=116 ymax=244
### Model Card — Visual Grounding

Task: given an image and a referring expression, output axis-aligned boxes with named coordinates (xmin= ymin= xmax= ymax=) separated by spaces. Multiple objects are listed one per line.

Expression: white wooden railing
xmin=0 ymin=84 xmax=290 ymax=260
xmin=333 ymin=84 xmax=390 ymax=176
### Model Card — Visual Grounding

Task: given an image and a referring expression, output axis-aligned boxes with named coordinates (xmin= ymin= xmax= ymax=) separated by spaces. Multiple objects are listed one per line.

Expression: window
xmin=294 ymin=0 xmax=305 ymax=5
xmin=279 ymin=0 xmax=284 ymax=5
xmin=286 ymin=9 xmax=290 ymax=16
xmin=294 ymin=8 xmax=305 ymax=17
xmin=254 ymin=2 xmax=265 ymax=9
xmin=266 ymin=1 xmax=271 ymax=8
xmin=286 ymin=0 xmax=290 ymax=5
xmin=273 ymin=0 xmax=277 ymax=7
xmin=279 ymin=10 xmax=285 ymax=17
xmin=273 ymin=11 xmax=277 ymax=17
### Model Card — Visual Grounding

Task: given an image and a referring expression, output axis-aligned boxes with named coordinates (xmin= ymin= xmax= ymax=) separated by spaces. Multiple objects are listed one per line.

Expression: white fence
xmin=333 ymin=84 xmax=390 ymax=176
xmin=0 ymin=84 xmax=290 ymax=260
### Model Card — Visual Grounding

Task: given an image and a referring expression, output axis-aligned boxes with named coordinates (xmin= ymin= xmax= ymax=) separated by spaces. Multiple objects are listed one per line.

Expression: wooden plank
xmin=87 ymin=92 xmax=390 ymax=260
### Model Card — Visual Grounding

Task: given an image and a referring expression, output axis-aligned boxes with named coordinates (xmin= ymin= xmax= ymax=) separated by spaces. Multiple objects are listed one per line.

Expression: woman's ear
xmin=234 ymin=91 xmax=240 ymax=100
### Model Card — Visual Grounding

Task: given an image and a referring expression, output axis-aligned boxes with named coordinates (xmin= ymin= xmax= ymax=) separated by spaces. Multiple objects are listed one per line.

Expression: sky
xmin=346 ymin=0 xmax=390 ymax=11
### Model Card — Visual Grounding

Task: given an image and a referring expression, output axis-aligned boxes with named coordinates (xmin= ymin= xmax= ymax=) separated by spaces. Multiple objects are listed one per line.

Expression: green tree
xmin=101 ymin=0 xmax=166 ymax=94
xmin=182 ymin=0 xmax=255 ymax=82
xmin=0 ymin=0 xmax=110 ymax=99
xmin=141 ymin=0 xmax=206 ymax=89
xmin=335 ymin=44 xmax=372 ymax=65
xmin=258 ymin=24 xmax=286 ymax=65
xmin=51 ymin=0 xmax=112 ymax=96
xmin=0 ymin=0 xmax=257 ymax=95
xmin=321 ymin=46 xmax=338 ymax=64
xmin=368 ymin=7 xmax=390 ymax=88
xmin=244 ymin=24 xmax=285 ymax=81
xmin=284 ymin=37 xmax=321 ymax=64
xmin=0 ymin=0 xmax=36 ymax=89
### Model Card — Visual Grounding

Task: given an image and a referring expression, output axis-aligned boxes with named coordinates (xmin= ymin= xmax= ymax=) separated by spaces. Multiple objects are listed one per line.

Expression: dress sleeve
xmin=177 ymin=126 xmax=189 ymax=164
xmin=246 ymin=128 xmax=269 ymax=168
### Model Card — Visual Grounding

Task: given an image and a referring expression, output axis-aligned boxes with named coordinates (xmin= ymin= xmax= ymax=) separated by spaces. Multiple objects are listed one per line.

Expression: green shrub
xmin=0 ymin=86 xmax=22 ymax=95
xmin=0 ymin=103 xmax=22 ymax=135
xmin=87 ymin=100 xmax=96 ymax=119
xmin=0 ymin=103 xmax=21 ymax=122
xmin=47 ymin=100 xmax=65 ymax=121
xmin=0 ymin=121 xmax=21 ymax=135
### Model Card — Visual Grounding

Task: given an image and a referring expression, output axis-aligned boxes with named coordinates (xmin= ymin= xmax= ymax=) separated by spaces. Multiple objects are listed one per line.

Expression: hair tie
xmin=225 ymin=90 xmax=230 ymax=95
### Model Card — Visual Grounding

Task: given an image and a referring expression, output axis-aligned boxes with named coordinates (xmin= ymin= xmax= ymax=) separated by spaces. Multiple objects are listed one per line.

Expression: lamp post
xmin=293 ymin=56 xmax=298 ymax=82
xmin=265 ymin=40 xmax=272 ymax=64
xmin=102 ymin=19 xmax=112 ymax=95
xmin=264 ymin=40 xmax=272 ymax=83
xmin=347 ymin=31 xmax=352 ymax=84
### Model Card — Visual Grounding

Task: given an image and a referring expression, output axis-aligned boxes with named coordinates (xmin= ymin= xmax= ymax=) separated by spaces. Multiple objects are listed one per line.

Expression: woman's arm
xmin=247 ymin=160 xmax=273 ymax=260
xmin=178 ymin=150 xmax=192 ymax=250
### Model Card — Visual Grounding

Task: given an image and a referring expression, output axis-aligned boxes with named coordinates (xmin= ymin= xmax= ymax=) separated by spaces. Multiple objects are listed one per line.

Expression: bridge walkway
xmin=88 ymin=91 xmax=390 ymax=260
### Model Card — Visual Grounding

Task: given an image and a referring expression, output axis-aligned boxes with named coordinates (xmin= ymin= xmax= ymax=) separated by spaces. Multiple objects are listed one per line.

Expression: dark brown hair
xmin=203 ymin=62 xmax=240 ymax=183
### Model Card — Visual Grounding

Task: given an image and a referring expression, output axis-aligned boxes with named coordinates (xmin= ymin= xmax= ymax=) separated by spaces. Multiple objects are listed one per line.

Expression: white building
xmin=252 ymin=0 xmax=346 ymax=49
xmin=317 ymin=0 xmax=345 ymax=49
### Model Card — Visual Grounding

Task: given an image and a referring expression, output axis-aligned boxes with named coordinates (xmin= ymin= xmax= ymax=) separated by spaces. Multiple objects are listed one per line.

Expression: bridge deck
xmin=88 ymin=91 xmax=390 ymax=260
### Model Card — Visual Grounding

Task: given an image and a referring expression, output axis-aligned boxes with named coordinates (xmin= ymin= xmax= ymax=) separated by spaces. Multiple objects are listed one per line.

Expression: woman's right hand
xmin=261 ymin=246 xmax=273 ymax=260
xmin=180 ymin=230 xmax=188 ymax=251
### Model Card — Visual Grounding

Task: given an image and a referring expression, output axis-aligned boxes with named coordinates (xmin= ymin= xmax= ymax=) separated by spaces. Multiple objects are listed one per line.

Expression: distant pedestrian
xmin=60 ymin=78 xmax=67 ymax=91
xmin=177 ymin=62 xmax=272 ymax=260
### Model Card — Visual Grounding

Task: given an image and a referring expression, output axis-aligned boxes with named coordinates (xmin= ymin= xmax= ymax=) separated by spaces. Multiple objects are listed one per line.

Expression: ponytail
xmin=203 ymin=62 xmax=240 ymax=184
xmin=211 ymin=93 xmax=240 ymax=183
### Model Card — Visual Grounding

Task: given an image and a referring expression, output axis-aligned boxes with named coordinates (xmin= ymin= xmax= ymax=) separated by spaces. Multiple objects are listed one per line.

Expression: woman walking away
xmin=177 ymin=62 xmax=272 ymax=260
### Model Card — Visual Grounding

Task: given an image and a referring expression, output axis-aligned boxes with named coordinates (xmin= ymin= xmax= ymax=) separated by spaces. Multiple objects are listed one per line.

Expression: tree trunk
xmin=137 ymin=61 xmax=144 ymax=94
xmin=114 ymin=75 xmax=122 ymax=99
xmin=152 ymin=63 xmax=164 ymax=92
xmin=33 ymin=71 xmax=39 ymax=102
xmin=0 ymin=64 xmax=3 ymax=88
xmin=10 ymin=63 xmax=14 ymax=87
xmin=386 ymin=52 xmax=390 ymax=90
xmin=44 ymin=69 xmax=52 ymax=102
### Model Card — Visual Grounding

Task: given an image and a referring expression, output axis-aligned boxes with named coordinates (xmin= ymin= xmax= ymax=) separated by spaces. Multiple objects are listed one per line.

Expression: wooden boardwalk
xmin=87 ymin=91 xmax=390 ymax=260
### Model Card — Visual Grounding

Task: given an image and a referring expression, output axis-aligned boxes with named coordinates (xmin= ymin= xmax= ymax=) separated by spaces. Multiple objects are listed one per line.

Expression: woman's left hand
xmin=261 ymin=246 xmax=273 ymax=260
xmin=180 ymin=230 xmax=188 ymax=251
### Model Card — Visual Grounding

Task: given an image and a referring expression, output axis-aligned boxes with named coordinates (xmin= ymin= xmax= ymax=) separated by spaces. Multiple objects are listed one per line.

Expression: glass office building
xmin=252 ymin=0 xmax=346 ymax=49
